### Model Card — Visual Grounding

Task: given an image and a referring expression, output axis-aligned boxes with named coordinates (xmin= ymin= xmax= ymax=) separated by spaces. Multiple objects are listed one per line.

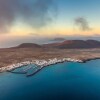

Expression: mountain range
xmin=15 ymin=40 xmax=100 ymax=49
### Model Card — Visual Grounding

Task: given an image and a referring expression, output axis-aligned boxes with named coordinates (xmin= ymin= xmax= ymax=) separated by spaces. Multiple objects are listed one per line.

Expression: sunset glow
xmin=0 ymin=0 xmax=100 ymax=47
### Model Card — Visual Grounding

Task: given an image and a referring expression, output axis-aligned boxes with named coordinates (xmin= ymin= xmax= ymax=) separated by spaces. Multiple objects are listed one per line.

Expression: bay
xmin=0 ymin=60 xmax=100 ymax=100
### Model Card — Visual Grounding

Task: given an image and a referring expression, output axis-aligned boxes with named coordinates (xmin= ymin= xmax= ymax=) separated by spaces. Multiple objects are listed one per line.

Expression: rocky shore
xmin=0 ymin=58 xmax=83 ymax=72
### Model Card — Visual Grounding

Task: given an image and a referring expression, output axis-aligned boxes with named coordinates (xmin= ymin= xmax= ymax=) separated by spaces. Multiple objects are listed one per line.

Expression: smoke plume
xmin=74 ymin=17 xmax=91 ymax=31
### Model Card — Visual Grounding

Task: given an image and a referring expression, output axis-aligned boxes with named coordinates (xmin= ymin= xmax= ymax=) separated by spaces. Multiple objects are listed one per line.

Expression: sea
xmin=0 ymin=59 xmax=100 ymax=100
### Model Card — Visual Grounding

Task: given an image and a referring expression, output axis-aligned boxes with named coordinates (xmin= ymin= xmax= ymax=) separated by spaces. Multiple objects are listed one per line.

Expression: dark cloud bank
xmin=0 ymin=0 xmax=56 ymax=32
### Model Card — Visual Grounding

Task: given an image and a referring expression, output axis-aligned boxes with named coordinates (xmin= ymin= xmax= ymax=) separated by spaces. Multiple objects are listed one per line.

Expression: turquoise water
xmin=0 ymin=60 xmax=100 ymax=100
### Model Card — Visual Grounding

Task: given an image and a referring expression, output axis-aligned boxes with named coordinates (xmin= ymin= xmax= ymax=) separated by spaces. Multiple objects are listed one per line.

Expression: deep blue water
xmin=0 ymin=60 xmax=100 ymax=100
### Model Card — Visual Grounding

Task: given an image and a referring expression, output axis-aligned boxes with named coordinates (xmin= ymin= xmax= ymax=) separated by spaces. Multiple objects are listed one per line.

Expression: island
xmin=0 ymin=40 xmax=100 ymax=73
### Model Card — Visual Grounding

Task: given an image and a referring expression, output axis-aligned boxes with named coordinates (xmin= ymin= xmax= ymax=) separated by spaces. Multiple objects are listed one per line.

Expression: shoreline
xmin=0 ymin=57 xmax=100 ymax=73
xmin=81 ymin=57 xmax=100 ymax=63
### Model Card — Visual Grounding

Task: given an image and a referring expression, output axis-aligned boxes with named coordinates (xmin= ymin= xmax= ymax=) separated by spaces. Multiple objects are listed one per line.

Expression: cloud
xmin=74 ymin=17 xmax=92 ymax=31
xmin=50 ymin=37 xmax=65 ymax=42
xmin=0 ymin=0 xmax=56 ymax=33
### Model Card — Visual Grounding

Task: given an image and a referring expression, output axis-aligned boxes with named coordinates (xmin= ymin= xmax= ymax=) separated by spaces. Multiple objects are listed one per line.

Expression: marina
xmin=0 ymin=58 xmax=83 ymax=76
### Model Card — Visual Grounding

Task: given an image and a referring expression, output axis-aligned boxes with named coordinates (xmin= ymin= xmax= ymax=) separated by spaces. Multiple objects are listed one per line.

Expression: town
xmin=0 ymin=58 xmax=83 ymax=73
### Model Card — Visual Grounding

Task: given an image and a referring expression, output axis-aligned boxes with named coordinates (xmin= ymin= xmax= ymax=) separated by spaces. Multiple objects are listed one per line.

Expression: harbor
xmin=0 ymin=58 xmax=83 ymax=76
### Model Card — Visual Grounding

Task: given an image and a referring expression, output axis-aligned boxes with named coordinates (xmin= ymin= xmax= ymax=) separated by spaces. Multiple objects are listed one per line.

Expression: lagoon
xmin=0 ymin=60 xmax=100 ymax=100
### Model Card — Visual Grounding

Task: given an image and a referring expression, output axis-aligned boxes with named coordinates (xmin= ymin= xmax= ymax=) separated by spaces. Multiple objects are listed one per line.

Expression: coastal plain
xmin=0 ymin=47 xmax=100 ymax=68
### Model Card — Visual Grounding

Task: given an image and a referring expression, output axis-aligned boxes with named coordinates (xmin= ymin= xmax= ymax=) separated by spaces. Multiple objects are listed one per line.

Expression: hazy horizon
xmin=0 ymin=0 xmax=100 ymax=47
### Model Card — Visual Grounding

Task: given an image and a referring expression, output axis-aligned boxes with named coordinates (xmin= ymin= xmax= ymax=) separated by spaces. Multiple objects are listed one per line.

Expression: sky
xmin=0 ymin=0 xmax=100 ymax=47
